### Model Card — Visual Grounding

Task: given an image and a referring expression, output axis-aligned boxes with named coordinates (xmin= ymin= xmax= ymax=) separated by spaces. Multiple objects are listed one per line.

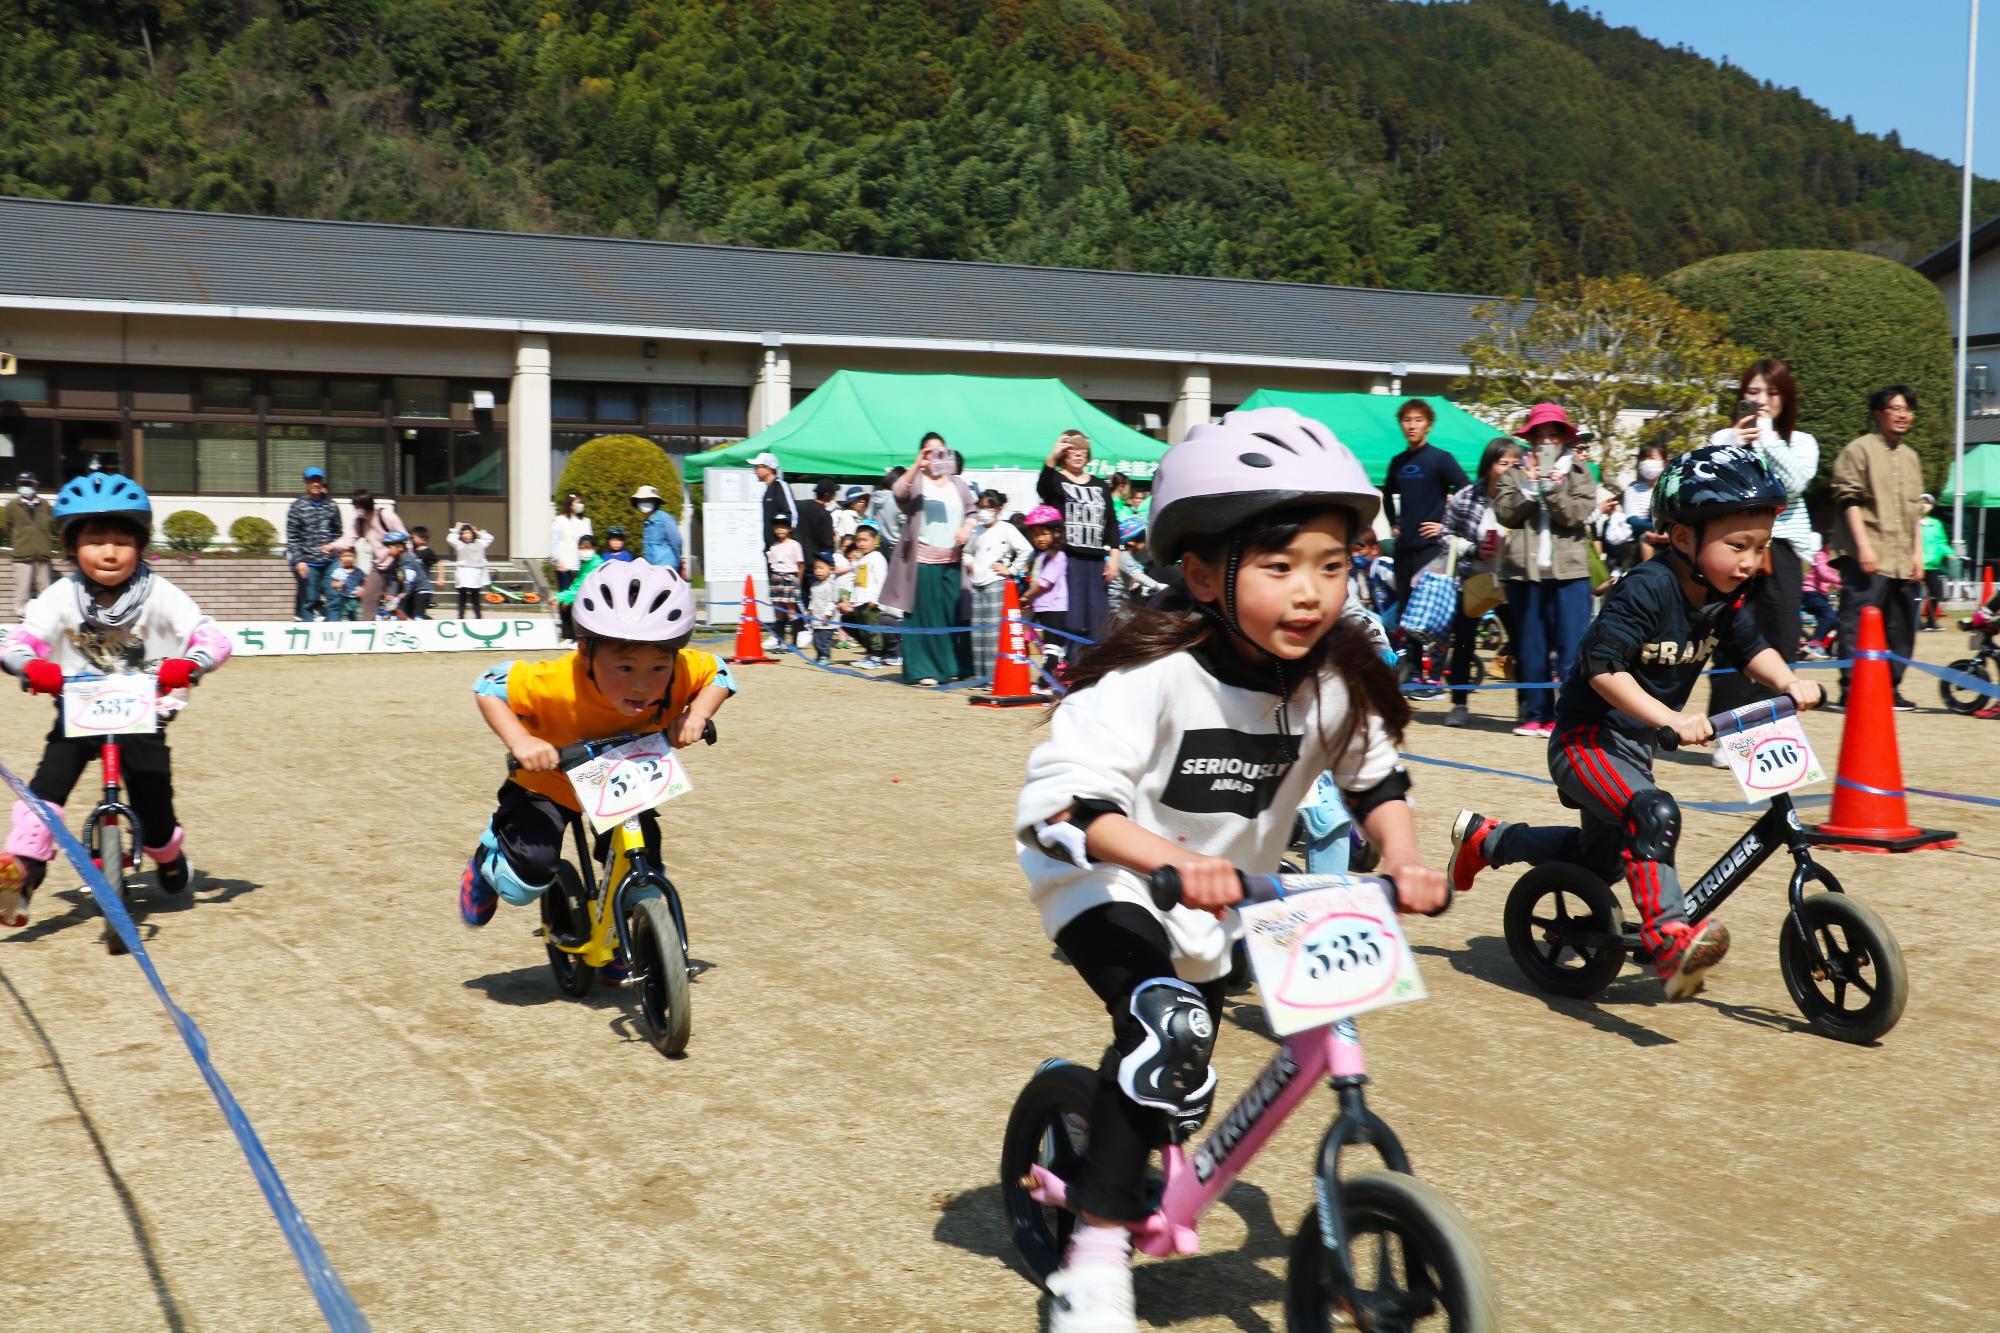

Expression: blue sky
xmin=1579 ymin=1 xmax=1998 ymax=175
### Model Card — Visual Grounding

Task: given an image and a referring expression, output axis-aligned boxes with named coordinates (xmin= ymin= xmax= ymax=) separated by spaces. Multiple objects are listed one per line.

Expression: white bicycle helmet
xmin=572 ymin=559 xmax=696 ymax=644
xmin=1148 ymin=407 xmax=1380 ymax=562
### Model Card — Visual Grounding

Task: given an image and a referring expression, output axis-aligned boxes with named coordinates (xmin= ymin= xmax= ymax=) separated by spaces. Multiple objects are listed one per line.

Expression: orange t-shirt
xmin=502 ymin=649 xmax=724 ymax=809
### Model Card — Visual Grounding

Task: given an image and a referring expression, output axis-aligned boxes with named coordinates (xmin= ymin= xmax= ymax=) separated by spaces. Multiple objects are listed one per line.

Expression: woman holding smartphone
xmin=1491 ymin=403 xmax=1598 ymax=736
xmin=1706 ymin=359 xmax=1819 ymax=729
xmin=881 ymin=432 xmax=977 ymax=686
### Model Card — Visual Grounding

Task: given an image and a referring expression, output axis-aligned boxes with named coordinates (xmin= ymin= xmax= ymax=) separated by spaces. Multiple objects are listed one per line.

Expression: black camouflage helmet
xmin=1650 ymin=443 xmax=1787 ymax=529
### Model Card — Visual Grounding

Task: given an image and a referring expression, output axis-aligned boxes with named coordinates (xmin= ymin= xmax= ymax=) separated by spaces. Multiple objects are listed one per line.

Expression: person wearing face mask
xmin=549 ymin=491 xmax=592 ymax=605
xmin=1707 ymin=358 xmax=1821 ymax=723
xmin=630 ymin=484 xmax=684 ymax=574
xmin=5 ymin=472 xmax=55 ymax=618
xmin=963 ymin=490 xmax=1032 ymax=686
xmin=883 ymin=432 xmax=977 ymax=685
xmin=325 ymin=488 xmax=410 ymax=621
xmin=1599 ymin=442 xmax=1669 ymax=573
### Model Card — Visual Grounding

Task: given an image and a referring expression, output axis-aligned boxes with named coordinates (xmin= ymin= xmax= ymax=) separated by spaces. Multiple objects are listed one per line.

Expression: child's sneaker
xmin=1448 ymin=810 xmax=1499 ymax=894
xmin=1511 ymin=719 xmax=1543 ymax=737
xmin=459 ymin=844 xmax=498 ymax=927
xmin=1445 ymin=705 xmax=1469 ymax=726
xmin=885 ymin=655 xmax=903 ymax=668
xmin=1046 ymin=1259 xmax=1136 ymax=1333
xmin=0 ymin=854 xmax=31 ymax=929
xmin=155 ymin=855 xmax=191 ymax=894
xmin=858 ymin=655 xmax=883 ymax=669
xmin=1659 ymin=918 xmax=1730 ymax=1000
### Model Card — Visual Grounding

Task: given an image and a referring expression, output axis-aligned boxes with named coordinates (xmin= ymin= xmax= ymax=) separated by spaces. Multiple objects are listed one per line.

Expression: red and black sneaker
xmin=1448 ymin=810 xmax=1500 ymax=895
xmin=1659 ymin=918 xmax=1731 ymax=1000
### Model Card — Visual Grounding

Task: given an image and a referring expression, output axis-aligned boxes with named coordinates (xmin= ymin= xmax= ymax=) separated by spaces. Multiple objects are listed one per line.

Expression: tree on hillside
xmin=1663 ymin=250 xmax=1956 ymax=489
xmin=1455 ymin=276 xmax=1749 ymax=474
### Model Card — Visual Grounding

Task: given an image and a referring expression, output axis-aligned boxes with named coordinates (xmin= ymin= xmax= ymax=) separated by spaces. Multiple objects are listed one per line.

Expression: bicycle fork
xmin=78 ymin=738 xmax=141 ymax=874
xmin=1311 ymin=1020 xmax=1411 ymax=1288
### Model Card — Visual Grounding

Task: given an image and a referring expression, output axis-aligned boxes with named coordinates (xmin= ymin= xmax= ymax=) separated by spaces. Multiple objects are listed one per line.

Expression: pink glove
xmin=156 ymin=658 xmax=200 ymax=692
xmin=22 ymin=661 xmax=62 ymax=696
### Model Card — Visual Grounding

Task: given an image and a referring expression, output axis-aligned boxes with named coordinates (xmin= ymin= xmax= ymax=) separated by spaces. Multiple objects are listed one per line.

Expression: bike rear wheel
xmin=96 ymin=823 xmax=129 ymax=956
xmin=1502 ymin=864 xmax=1628 ymax=998
xmin=629 ymin=895 xmax=691 ymax=1056
xmin=1938 ymin=655 xmax=1993 ymax=714
xmin=999 ymin=1060 xmax=1094 ymax=1285
xmin=1779 ymin=892 xmax=1908 ymax=1044
xmin=1286 ymin=1172 xmax=1499 ymax=1332
xmin=539 ymin=862 xmax=596 ymax=998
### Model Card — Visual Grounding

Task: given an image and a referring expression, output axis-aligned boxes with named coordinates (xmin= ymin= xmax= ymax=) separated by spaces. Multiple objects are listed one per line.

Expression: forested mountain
xmin=5 ymin=0 xmax=1992 ymax=294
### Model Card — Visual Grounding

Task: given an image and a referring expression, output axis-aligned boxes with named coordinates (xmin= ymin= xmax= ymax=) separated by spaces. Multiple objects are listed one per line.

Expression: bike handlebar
xmin=1146 ymin=866 xmax=1452 ymax=918
xmin=507 ymin=719 xmax=717 ymax=771
xmin=1656 ymin=694 xmax=1799 ymax=752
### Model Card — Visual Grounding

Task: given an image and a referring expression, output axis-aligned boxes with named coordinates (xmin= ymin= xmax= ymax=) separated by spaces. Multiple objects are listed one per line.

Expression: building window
xmin=131 ymin=371 xmax=193 ymax=414
xmin=136 ymin=422 xmax=197 ymax=492
xmin=201 ymin=374 xmax=255 ymax=412
xmin=453 ymin=430 xmax=505 ymax=496
xmin=330 ymin=378 xmax=383 ymax=415
xmin=269 ymin=376 xmax=323 ymax=414
xmin=329 ymin=426 xmax=390 ymax=494
xmin=648 ymin=386 xmax=697 ymax=426
xmin=551 ymin=383 xmax=593 ymax=421
xmin=594 ymin=385 xmax=639 ymax=423
xmin=698 ymin=386 xmax=748 ymax=430
xmin=58 ymin=366 xmax=120 ymax=412
xmin=392 ymin=377 xmax=449 ymax=419
xmin=1 ymin=363 xmax=50 ymax=405
xmin=198 ymin=423 xmax=260 ymax=491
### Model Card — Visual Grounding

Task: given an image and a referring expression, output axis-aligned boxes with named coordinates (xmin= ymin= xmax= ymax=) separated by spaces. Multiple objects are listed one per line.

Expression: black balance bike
xmin=1500 ymin=700 xmax=1908 ymax=1043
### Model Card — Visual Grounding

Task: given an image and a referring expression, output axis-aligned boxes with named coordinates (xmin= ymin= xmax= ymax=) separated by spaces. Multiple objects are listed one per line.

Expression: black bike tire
xmin=1502 ymin=864 xmax=1628 ymax=999
xmin=999 ymin=1060 xmax=1096 ymax=1286
xmin=1779 ymin=892 xmax=1908 ymax=1044
xmin=630 ymin=895 xmax=691 ymax=1056
xmin=1285 ymin=1172 xmax=1500 ymax=1332
xmin=1937 ymin=656 xmax=1991 ymax=715
xmin=539 ymin=862 xmax=597 ymax=998
xmin=100 ymin=823 xmax=128 ymax=957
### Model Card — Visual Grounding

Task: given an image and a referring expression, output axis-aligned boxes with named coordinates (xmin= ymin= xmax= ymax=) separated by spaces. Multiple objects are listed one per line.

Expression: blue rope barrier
xmin=0 ymin=761 xmax=368 ymax=1331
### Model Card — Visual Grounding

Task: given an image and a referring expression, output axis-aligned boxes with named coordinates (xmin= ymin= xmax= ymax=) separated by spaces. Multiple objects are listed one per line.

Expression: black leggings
xmin=1054 ymin=903 xmax=1225 ymax=1222
xmin=489 ymin=782 xmax=660 ymax=885
xmin=457 ymin=587 xmax=484 ymax=619
xmin=28 ymin=717 xmax=178 ymax=854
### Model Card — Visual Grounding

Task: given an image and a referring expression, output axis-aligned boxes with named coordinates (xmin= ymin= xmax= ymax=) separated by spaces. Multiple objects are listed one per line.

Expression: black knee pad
xmin=1117 ymin=978 xmax=1218 ymax=1127
xmin=1623 ymin=790 xmax=1681 ymax=865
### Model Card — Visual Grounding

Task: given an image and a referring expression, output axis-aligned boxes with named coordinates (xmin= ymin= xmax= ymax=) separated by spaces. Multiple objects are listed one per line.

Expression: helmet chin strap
xmin=1202 ymin=535 xmax=1294 ymax=738
xmin=1665 ymin=522 xmax=1716 ymax=591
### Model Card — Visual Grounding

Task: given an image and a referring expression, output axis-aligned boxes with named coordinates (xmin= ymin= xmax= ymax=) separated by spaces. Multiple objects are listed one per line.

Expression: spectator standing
xmin=963 ymin=490 xmax=1032 ymax=684
xmin=1919 ymin=494 xmax=1951 ymax=630
xmin=795 ymin=481 xmax=838 ymax=626
xmin=1108 ymin=472 xmax=1142 ymax=525
xmin=753 ymin=451 xmax=800 ymax=546
xmin=868 ymin=467 xmax=907 ymax=548
xmin=284 ymin=466 xmax=341 ymax=621
xmin=805 ymin=552 xmax=841 ymax=661
xmin=326 ymin=549 xmax=364 ymax=621
xmin=1108 ymin=516 xmax=1166 ymax=617
xmin=4 ymin=471 xmax=55 ymax=618
xmin=1492 ymin=403 xmax=1598 ymax=737
xmin=631 ymin=484 xmax=683 ymax=573
xmin=882 ymin=434 xmax=976 ymax=686
xmin=327 ymin=489 xmax=409 ymax=622
xmin=1382 ymin=399 xmax=1471 ymax=617
xmin=1036 ymin=429 xmax=1120 ymax=643
xmin=1600 ymin=441 xmax=1668 ymax=572
xmin=1020 ymin=505 xmax=1069 ymax=676
xmin=447 ymin=522 xmax=495 ymax=619
xmin=409 ymin=527 xmax=439 ymax=584
xmin=834 ymin=485 xmax=870 ymax=542
xmin=1441 ymin=437 xmax=1522 ymax=725
xmin=549 ymin=491 xmax=591 ymax=599
xmin=1800 ymin=548 xmax=1839 ymax=657
xmin=841 ymin=524 xmax=890 ymax=668
xmin=382 ymin=532 xmax=433 ymax=620
xmin=1707 ymin=359 xmax=1820 ymax=725
xmin=766 ymin=518 xmax=804 ymax=647
xmin=1828 ymin=386 xmax=1927 ymax=708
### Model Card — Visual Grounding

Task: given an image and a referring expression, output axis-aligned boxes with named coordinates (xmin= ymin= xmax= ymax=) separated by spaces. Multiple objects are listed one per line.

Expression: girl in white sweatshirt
xmin=1016 ymin=407 xmax=1447 ymax=1333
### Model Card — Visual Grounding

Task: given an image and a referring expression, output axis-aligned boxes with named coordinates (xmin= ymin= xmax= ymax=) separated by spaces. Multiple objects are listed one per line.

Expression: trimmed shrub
xmin=552 ymin=434 xmax=683 ymax=548
xmin=1664 ymin=250 xmax=1955 ymax=488
xmin=229 ymin=515 xmax=278 ymax=557
xmin=161 ymin=509 xmax=218 ymax=554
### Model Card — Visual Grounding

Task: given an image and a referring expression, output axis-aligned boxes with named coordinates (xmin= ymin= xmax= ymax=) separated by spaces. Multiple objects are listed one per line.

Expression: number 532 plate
xmin=564 ymin=736 xmax=692 ymax=832
xmin=1238 ymin=878 xmax=1426 ymax=1037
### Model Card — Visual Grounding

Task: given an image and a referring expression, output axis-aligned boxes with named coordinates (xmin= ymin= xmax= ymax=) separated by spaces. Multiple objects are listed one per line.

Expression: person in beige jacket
xmin=1492 ymin=403 xmax=1600 ymax=735
xmin=1827 ymin=385 xmax=1928 ymax=704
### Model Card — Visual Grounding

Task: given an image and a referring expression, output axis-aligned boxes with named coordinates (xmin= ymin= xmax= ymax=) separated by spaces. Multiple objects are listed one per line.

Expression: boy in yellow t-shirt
xmin=460 ymin=561 xmax=735 ymax=926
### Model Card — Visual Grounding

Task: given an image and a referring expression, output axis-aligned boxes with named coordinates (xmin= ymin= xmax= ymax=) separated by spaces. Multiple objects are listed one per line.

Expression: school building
xmin=0 ymin=195 xmax=1510 ymax=557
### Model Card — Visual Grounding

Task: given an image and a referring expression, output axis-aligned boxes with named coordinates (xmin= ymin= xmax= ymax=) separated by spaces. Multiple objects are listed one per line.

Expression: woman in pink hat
xmin=1492 ymin=403 xmax=1600 ymax=736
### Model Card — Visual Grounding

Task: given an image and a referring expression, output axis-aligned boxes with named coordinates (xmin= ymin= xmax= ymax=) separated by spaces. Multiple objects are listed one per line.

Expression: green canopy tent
xmin=682 ymin=371 xmax=1168 ymax=482
xmin=1233 ymin=391 xmax=1504 ymax=484
xmin=1945 ymin=442 xmax=2000 ymax=568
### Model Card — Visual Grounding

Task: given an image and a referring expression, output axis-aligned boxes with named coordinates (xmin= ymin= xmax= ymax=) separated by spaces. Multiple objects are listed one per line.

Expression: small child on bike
xmin=1969 ymin=585 xmax=2000 ymax=719
xmin=0 ymin=475 xmax=230 ymax=928
xmin=1016 ymin=408 xmax=1447 ymax=1332
xmin=460 ymin=560 xmax=734 ymax=927
xmin=1447 ymin=443 xmax=1826 ymax=999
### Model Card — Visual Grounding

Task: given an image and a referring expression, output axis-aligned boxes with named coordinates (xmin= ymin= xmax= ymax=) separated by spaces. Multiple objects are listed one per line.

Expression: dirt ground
xmin=2 ymin=633 xmax=1997 ymax=1331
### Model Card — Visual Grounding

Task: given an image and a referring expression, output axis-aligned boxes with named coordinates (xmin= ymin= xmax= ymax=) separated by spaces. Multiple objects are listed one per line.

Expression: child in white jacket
xmin=447 ymin=523 xmax=496 ymax=619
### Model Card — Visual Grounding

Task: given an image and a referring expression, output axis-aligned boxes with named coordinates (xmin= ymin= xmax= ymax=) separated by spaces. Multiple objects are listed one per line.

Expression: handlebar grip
xmin=703 ymin=719 xmax=717 ymax=746
xmin=1656 ymin=726 xmax=1681 ymax=752
xmin=1148 ymin=866 xmax=1182 ymax=913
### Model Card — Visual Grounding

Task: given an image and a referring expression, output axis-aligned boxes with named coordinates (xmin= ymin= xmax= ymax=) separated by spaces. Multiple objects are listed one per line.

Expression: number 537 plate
xmin=1238 ymin=877 xmax=1426 ymax=1037
xmin=564 ymin=736 xmax=692 ymax=833
xmin=61 ymin=676 xmax=158 ymax=738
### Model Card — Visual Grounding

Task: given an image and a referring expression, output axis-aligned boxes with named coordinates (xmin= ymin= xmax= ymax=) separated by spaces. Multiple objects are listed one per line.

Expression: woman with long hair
xmin=881 ymin=432 xmax=976 ymax=685
xmin=1441 ymin=436 xmax=1521 ymax=725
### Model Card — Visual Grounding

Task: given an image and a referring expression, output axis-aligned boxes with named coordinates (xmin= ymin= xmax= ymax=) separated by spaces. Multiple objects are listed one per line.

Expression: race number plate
xmin=1715 ymin=710 xmax=1824 ymax=802
xmin=1238 ymin=877 xmax=1426 ymax=1038
xmin=61 ymin=676 xmax=158 ymax=738
xmin=564 ymin=736 xmax=693 ymax=833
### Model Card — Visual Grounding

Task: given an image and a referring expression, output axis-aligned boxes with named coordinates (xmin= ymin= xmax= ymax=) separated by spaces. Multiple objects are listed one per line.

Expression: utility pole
xmin=1953 ymin=0 xmax=1980 ymax=560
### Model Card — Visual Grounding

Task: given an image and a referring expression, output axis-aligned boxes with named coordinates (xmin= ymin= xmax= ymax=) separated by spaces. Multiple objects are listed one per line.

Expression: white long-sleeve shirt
xmin=447 ymin=530 xmax=495 ymax=588
xmin=1710 ymin=426 xmax=1821 ymax=556
xmin=5 ymin=574 xmax=230 ymax=679
xmin=964 ymin=518 xmax=1032 ymax=588
xmin=1016 ymin=651 xmax=1400 ymax=982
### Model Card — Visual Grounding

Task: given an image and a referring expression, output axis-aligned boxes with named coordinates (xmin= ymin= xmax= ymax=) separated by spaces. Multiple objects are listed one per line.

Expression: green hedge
xmin=553 ymin=434 xmax=683 ymax=549
xmin=229 ymin=515 xmax=278 ymax=557
xmin=161 ymin=509 xmax=217 ymax=554
xmin=1664 ymin=250 xmax=1954 ymax=488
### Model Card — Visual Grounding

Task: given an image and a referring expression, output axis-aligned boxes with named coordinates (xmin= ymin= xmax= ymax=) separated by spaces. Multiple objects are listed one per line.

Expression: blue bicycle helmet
xmin=53 ymin=472 xmax=153 ymax=546
xmin=1117 ymin=515 xmax=1146 ymax=544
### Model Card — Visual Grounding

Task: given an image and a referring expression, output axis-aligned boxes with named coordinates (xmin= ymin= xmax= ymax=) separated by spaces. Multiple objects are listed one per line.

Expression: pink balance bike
xmin=1002 ymin=868 xmax=1498 ymax=1331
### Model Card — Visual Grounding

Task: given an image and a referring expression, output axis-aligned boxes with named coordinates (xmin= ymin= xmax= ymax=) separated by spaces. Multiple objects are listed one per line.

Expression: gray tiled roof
xmin=0 ymin=196 xmax=1505 ymax=369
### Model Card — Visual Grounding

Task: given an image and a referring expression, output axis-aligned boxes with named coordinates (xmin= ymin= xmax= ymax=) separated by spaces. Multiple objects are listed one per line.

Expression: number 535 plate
xmin=1238 ymin=877 xmax=1426 ymax=1037
xmin=565 ymin=736 xmax=692 ymax=832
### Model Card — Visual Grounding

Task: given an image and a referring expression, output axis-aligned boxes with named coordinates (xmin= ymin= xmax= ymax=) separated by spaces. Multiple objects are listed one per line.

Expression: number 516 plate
xmin=1716 ymin=712 xmax=1824 ymax=802
xmin=1238 ymin=878 xmax=1426 ymax=1037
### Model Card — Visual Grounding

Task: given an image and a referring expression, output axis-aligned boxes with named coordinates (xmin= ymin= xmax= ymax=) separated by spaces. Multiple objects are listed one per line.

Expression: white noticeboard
xmin=959 ymin=468 xmax=1040 ymax=509
xmin=701 ymin=468 xmax=768 ymax=624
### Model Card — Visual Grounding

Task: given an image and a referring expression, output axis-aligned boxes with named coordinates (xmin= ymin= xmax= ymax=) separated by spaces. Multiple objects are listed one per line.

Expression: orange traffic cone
xmin=726 ymin=575 xmax=776 ymax=665
xmin=1808 ymin=605 xmax=1955 ymax=852
xmin=1983 ymin=564 xmax=1994 ymax=607
xmin=969 ymin=580 xmax=1046 ymax=707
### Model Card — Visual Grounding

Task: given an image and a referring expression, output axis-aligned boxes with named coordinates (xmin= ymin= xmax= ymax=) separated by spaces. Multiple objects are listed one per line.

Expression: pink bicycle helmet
xmin=1022 ymin=504 xmax=1063 ymax=528
xmin=572 ymin=559 xmax=696 ymax=644
xmin=1147 ymin=407 xmax=1379 ymax=562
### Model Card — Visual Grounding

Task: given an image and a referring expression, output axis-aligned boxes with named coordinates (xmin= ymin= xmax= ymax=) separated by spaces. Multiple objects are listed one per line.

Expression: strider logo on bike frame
xmin=1191 ymin=1048 xmax=1300 ymax=1183
xmin=1682 ymin=804 xmax=1797 ymax=921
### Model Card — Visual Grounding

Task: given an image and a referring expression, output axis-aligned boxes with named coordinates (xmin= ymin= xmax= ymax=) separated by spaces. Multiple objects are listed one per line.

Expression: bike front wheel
xmin=540 ymin=862 xmax=597 ymax=998
xmin=1286 ymin=1172 xmax=1499 ymax=1332
xmin=1938 ymin=655 xmax=1993 ymax=714
xmin=97 ymin=823 xmax=128 ymax=956
xmin=629 ymin=895 xmax=691 ymax=1056
xmin=999 ymin=1059 xmax=1094 ymax=1285
xmin=1779 ymin=892 xmax=1908 ymax=1044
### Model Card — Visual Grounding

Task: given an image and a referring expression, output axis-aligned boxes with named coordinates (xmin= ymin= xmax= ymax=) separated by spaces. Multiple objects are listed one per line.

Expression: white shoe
xmin=1046 ymin=1261 xmax=1136 ymax=1333
xmin=0 ymin=886 xmax=25 ymax=929
xmin=1445 ymin=706 xmax=1469 ymax=727
xmin=1710 ymin=749 xmax=1729 ymax=768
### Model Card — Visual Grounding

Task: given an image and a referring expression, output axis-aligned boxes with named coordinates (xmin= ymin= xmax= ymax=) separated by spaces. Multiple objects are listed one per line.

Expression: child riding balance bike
xmin=0 ymin=473 xmax=230 ymax=937
xmin=1011 ymin=408 xmax=1468 ymax=1332
xmin=1447 ymin=443 xmax=1825 ymax=1000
